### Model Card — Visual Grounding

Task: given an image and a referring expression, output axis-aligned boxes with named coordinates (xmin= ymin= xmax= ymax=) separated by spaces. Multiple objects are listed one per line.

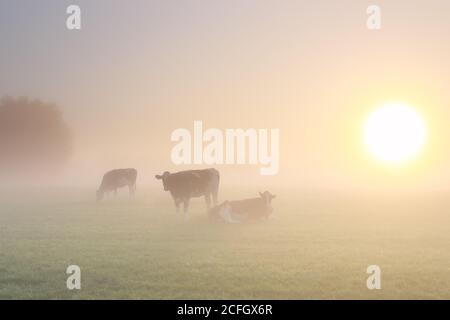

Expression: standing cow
xmin=155 ymin=168 xmax=220 ymax=220
xmin=97 ymin=168 xmax=137 ymax=201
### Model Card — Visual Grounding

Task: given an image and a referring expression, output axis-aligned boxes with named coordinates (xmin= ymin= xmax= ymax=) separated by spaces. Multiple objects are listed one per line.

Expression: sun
xmin=363 ymin=103 xmax=427 ymax=165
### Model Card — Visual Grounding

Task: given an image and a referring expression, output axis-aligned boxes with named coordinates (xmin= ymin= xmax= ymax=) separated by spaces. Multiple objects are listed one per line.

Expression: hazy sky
xmin=2 ymin=0 xmax=450 ymax=191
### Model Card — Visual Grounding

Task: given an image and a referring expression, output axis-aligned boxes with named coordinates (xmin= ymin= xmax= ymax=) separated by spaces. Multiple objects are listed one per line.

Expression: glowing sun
xmin=363 ymin=103 xmax=427 ymax=165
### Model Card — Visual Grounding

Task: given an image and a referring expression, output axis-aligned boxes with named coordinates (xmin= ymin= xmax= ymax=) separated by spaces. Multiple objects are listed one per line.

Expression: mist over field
xmin=1 ymin=187 xmax=449 ymax=299
xmin=1 ymin=0 xmax=450 ymax=299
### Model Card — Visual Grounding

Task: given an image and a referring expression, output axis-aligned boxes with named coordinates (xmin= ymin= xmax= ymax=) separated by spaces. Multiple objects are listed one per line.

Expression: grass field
xmin=0 ymin=188 xmax=449 ymax=299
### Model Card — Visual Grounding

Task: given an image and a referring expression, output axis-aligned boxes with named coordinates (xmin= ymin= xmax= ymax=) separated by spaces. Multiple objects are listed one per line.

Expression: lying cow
xmin=155 ymin=168 xmax=220 ymax=220
xmin=209 ymin=191 xmax=276 ymax=223
xmin=96 ymin=168 xmax=137 ymax=201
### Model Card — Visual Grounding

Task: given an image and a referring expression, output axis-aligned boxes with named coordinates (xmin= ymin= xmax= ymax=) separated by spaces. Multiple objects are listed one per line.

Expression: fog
xmin=2 ymin=0 xmax=450 ymax=194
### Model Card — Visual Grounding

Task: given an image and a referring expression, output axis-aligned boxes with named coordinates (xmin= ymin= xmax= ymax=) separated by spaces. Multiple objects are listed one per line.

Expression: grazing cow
xmin=209 ymin=191 xmax=276 ymax=223
xmin=96 ymin=168 xmax=137 ymax=201
xmin=155 ymin=168 xmax=219 ymax=220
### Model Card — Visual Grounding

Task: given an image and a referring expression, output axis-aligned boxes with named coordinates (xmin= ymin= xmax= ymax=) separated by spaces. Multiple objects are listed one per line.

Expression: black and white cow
xmin=155 ymin=168 xmax=220 ymax=220
xmin=209 ymin=191 xmax=276 ymax=223
xmin=96 ymin=168 xmax=137 ymax=201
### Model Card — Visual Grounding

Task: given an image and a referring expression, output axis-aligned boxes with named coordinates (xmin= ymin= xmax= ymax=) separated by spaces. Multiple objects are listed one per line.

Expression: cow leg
xmin=114 ymin=189 xmax=118 ymax=197
xmin=129 ymin=184 xmax=135 ymax=197
xmin=183 ymin=198 xmax=190 ymax=222
xmin=205 ymin=194 xmax=211 ymax=210
xmin=174 ymin=199 xmax=182 ymax=221
xmin=221 ymin=205 xmax=240 ymax=224
xmin=212 ymin=189 xmax=219 ymax=206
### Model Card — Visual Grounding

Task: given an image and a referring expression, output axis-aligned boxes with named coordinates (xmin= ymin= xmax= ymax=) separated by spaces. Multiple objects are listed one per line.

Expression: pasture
xmin=0 ymin=188 xmax=449 ymax=299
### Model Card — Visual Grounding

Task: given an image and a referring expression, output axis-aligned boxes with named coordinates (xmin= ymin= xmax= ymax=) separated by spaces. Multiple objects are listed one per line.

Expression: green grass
xmin=0 ymin=189 xmax=449 ymax=299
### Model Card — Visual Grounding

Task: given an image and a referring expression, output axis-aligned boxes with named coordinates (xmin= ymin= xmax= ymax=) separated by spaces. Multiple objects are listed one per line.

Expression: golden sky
xmin=1 ymin=1 xmax=450 ymax=192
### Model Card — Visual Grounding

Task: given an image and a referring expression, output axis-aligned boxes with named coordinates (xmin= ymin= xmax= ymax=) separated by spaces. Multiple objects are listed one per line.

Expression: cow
xmin=96 ymin=168 xmax=137 ymax=201
xmin=155 ymin=168 xmax=219 ymax=220
xmin=209 ymin=191 xmax=276 ymax=223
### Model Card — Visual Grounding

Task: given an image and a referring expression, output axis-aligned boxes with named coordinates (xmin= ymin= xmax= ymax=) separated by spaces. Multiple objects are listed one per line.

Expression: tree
xmin=0 ymin=96 xmax=72 ymax=178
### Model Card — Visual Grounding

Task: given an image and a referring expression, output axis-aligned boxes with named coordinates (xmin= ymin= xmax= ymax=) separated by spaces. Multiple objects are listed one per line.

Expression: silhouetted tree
xmin=0 ymin=96 xmax=72 ymax=178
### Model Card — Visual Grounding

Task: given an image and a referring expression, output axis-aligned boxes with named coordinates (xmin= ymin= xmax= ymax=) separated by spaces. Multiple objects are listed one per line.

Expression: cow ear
xmin=155 ymin=175 xmax=162 ymax=180
xmin=259 ymin=192 xmax=264 ymax=197
xmin=271 ymin=194 xmax=276 ymax=199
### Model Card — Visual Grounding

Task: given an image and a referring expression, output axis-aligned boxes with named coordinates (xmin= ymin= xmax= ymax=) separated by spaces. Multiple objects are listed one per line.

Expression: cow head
xmin=259 ymin=191 xmax=276 ymax=206
xmin=155 ymin=171 xmax=171 ymax=191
